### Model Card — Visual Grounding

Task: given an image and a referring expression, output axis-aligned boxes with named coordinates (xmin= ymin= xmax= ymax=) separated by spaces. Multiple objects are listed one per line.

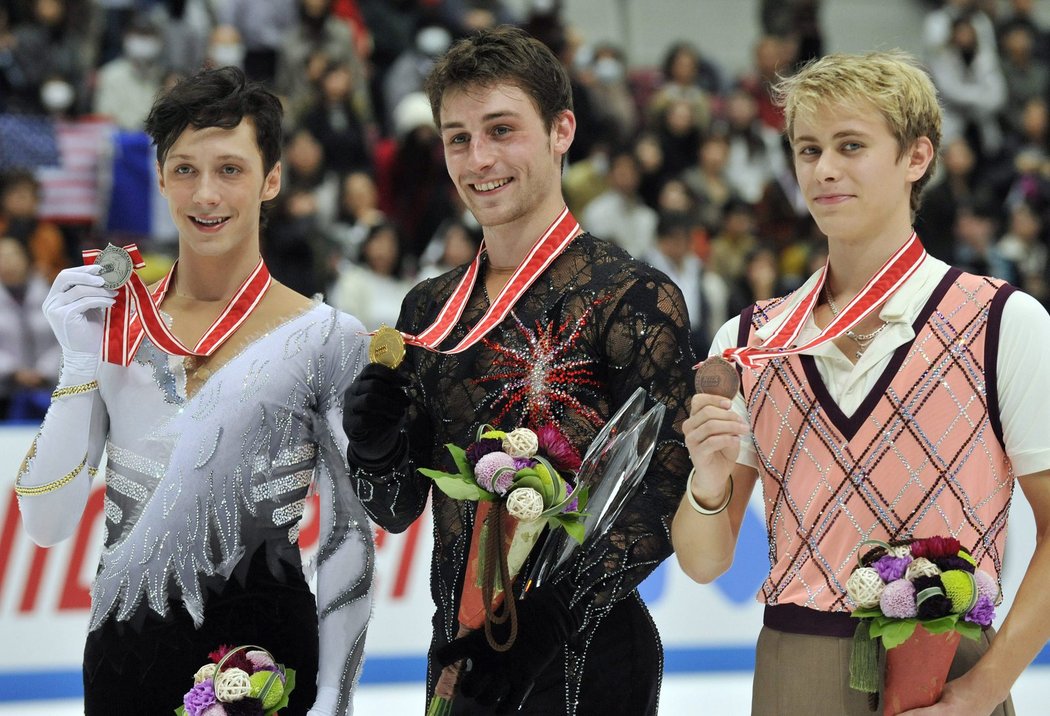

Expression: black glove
xmin=343 ymin=363 xmax=412 ymax=471
xmin=435 ymin=580 xmax=582 ymax=713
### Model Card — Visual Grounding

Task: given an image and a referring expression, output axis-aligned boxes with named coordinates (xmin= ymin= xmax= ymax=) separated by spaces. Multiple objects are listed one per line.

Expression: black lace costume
xmin=354 ymin=234 xmax=693 ymax=715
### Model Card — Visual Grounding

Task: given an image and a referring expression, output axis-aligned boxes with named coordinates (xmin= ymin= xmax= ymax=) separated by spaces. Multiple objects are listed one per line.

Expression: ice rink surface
xmin=1 ymin=668 xmax=1047 ymax=714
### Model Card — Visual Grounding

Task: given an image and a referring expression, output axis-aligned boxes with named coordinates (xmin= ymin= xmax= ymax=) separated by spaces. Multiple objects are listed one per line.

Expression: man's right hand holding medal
xmin=42 ymin=265 xmax=117 ymax=383
xmin=344 ymin=327 xmax=413 ymax=472
xmin=682 ymin=357 xmax=748 ymax=512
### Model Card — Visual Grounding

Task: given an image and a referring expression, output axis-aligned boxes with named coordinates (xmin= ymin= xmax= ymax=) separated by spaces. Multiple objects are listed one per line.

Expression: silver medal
xmin=96 ymin=244 xmax=134 ymax=289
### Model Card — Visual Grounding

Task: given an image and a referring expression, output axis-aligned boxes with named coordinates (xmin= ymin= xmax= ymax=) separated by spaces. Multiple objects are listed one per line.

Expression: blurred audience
xmin=0 ymin=170 xmax=69 ymax=282
xmin=0 ymin=0 xmax=1047 ymax=428
xmin=0 ymin=237 xmax=60 ymax=420
xmin=92 ymin=16 xmax=168 ymax=130
xmin=582 ymin=146 xmax=659 ymax=259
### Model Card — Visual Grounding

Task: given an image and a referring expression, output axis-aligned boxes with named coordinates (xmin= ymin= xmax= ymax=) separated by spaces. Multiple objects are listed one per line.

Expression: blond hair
xmin=774 ymin=51 xmax=942 ymax=212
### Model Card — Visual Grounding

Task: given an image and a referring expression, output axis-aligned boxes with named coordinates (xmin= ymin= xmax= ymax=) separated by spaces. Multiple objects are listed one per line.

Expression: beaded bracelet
xmin=685 ymin=469 xmax=733 ymax=515
xmin=51 ymin=380 xmax=99 ymax=400
xmin=14 ymin=455 xmax=88 ymax=497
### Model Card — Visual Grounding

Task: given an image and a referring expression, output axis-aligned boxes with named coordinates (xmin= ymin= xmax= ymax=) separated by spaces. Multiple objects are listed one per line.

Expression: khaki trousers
xmin=751 ymin=625 xmax=1014 ymax=715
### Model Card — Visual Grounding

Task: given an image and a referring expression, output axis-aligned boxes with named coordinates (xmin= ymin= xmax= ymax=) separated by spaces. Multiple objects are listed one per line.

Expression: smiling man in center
xmin=343 ymin=25 xmax=694 ymax=715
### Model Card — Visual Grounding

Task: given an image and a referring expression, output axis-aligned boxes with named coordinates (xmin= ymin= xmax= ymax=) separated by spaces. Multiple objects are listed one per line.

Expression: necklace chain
xmin=823 ymin=283 xmax=888 ymax=357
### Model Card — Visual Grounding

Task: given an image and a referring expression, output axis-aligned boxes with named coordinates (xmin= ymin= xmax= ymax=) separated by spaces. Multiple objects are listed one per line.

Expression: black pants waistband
xmin=763 ymin=603 xmax=859 ymax=638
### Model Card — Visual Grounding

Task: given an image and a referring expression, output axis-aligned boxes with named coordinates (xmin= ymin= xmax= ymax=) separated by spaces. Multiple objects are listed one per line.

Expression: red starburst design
xmin=479 ymin=308 xmax=604 ymax=426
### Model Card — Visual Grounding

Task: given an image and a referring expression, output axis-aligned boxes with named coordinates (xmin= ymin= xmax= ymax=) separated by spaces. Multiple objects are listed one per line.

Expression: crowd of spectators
xmin=0 ymin=0 xmax=1048 ymax=421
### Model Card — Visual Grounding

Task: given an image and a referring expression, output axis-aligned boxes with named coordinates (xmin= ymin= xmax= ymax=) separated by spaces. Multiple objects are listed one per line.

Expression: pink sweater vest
xmin=740 ymin=269 xmax=1016 ymax=612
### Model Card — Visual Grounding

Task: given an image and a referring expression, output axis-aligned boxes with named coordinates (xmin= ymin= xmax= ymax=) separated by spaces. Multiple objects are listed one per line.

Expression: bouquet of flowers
xmin=846 ymin=536 xmax=998 ymax=714
xmin=419 ymin=423 xmax=588 ymax=716
xmin=174 ymin=644 xmax=296 ymax=716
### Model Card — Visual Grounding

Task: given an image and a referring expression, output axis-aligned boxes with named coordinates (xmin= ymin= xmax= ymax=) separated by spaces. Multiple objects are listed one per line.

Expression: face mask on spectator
xmin=124 ymin=35 xmax=163 ymax=62
xmin=210 ymin=43 xmax=245 ymax=69
xmin=40 ymin=79 xmax=75 ymax=112
xmin=594 ymin=57 xmax=624 ymax=84
xmin=416 ymin=26 xmax=451 ymax=57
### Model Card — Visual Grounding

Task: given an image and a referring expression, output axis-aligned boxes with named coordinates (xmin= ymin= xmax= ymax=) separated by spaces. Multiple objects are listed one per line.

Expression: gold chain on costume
xmin=51 ymin=380 xmax=99 ymax=400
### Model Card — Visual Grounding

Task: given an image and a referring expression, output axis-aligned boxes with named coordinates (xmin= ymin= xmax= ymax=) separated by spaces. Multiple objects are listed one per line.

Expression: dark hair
xmin=144 ymin=66 xmax=283 ymax=174
xmin=0 ymin=169 xmax=40 ymax=199
xmin=657 ymin=210 xmax=695 ymax=238
xmin=424 ymin=25 xmax=573 ymax=132
xmin=661 ymin=41 xmax=700 ymax=80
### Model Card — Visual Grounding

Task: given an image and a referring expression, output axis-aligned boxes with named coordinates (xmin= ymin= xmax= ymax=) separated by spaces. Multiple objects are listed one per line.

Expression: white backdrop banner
xmin=0 ymin=424 xmax=1044 ymax=702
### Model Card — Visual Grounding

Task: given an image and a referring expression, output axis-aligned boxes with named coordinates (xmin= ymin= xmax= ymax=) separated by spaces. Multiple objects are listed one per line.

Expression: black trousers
xmin=447 ymin=593 xmax=661 ymax=716
xmin=83 ymin=547 xmax=319 ymax=716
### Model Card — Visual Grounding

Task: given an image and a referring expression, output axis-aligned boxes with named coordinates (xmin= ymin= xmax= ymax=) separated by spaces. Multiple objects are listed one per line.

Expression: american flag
xmin=36 ymin=117 xmax=115 ymax=225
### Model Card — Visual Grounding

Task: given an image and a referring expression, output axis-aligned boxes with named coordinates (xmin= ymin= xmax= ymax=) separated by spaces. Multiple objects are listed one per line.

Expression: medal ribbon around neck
xmin=722 ymin=232 xmax=926 ymax=369
xmin=82 ymin=246 xmax=272 ymax=366
xmin=396 ymin=206 xmax=580 ymax=355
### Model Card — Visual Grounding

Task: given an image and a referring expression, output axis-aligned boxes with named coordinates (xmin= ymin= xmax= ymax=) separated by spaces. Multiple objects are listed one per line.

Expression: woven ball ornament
xmin=846 ymin=567 xmax=885 ymax=608
xmin=194 ymin=663 xmax=217 ymax=684
xmin=502 ymin=428 xmax=539 ymax=458
xmin=887 ymin=543 xmax=913 ymax=558
xmin=214 ymin=667 xmax=252 ymax=702
xmin=905 ymin=556 xmax=941 ymax=581
xmin=506 ymin=487 xmax=544 ymax=522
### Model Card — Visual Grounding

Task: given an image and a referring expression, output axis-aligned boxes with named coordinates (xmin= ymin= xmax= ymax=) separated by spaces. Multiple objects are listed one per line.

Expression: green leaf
xmin=870 ymin=617 xmax=918 ymax=649
xmin=850 ymin=607 xmax=883 ymax=619
xmin=264 ymin=667 xmax=296 ymax=716
xmin=919 ymin=614 xmax=961 ymax=635
xmin=513 ymin=473 xmax=546 ymax=495
xmin=447 ymin=444 xmax=472 ymax=479
xmin=954 ymin=619 xmax=982 ymax=642
xmin=552 ymin=514 xmax=587 ymax=544
xmin=419 ymin=468 xmax=493 ymax=501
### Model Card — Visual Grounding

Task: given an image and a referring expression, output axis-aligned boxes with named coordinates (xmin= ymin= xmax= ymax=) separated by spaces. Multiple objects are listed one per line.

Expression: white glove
xmin=306 ymin=685 xmax=341 ymax=716
xmin=42 ymin=265 xmax=117 ymax=382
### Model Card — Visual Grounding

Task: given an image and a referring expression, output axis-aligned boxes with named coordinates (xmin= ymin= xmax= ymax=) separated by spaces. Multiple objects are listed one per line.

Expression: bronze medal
xmin=369 ymin=325 xmax=406 ymax=369
xmin=694 ymin=356 xmax=740 ymax=399
xmin=96 ymin=244 xmax=134 ymax=290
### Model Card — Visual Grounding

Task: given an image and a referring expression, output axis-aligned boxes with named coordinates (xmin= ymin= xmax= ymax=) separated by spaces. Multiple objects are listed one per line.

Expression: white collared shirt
xmin=712 ymin=256 xmax=1050 ymax=477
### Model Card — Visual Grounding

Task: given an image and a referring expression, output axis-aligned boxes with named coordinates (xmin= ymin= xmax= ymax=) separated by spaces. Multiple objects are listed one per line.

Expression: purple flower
xmin=964 ymin=594 xmax=995 ymax=627
xmin=512 ymin=456 xmax=536 ymax=471
xmin=563 ymin=482 xmax=579 ymax=513
xmin=873 ymin=555 xmax=911 ymax=582
xmin=935 ymin=555 xmax=975 ymax=573
xmin=912 ymin=575 xmax=953 ymax=620
xmin=184 ymin=681 xmax=218 ymax=716
xmin=474 ymin=451 xmax=515 ymax=492
xmin=974 ymin=570 xmax=999 ymax=602
xmin=223 ymin=698 xmax=265 ymax=716
xmin=493 ymin=469 xmax=516 ymax=495
xmin=465 ymin=438 xmax=502 ymax=466
xmin=879 ymin=579 xmax=918 ymax=618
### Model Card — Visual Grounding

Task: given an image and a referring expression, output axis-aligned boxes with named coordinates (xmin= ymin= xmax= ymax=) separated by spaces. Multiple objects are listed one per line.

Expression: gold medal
xmin=369 ymin=325 xmax=406 ymax=369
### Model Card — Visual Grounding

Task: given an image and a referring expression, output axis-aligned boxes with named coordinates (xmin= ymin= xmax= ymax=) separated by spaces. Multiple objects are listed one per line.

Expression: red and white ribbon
xmin=722 ymin=233 xmax=927 ymax=369
xmin=398 ymin=206 xmax=580 ymax=354
xmin=82 ymin=246 xmax=272 ymax=366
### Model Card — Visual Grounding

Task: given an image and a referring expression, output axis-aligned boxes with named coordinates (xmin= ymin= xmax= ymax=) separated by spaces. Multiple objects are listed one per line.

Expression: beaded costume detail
xmin=354 ymin=234 xmax=693 ymax=713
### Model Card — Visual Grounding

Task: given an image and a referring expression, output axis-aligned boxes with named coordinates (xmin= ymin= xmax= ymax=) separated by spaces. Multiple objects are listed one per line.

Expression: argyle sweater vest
xmin=740 ymin=268 xmax=1016 ymax=612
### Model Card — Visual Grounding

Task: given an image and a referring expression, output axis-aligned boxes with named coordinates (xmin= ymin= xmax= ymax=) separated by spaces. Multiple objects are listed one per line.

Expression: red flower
xmin=910 ymin=536 xmax=962 ymax=560
xmin=535 ymin=424 xmax=581 ymax=472
xmin=207 ymin=644 xmax=253 ymax=673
